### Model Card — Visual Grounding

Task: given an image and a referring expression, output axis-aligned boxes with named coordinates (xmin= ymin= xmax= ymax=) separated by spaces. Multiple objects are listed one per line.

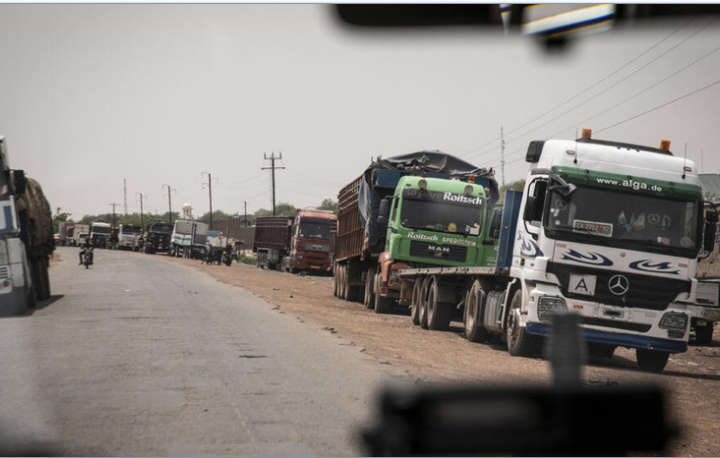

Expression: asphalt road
xmin=0 ymin=247 xmax=412 ymax=456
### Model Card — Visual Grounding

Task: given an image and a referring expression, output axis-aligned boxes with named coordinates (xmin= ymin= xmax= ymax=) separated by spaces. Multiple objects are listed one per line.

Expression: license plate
xmin=569 ymin=274 xmax=596 ymax=296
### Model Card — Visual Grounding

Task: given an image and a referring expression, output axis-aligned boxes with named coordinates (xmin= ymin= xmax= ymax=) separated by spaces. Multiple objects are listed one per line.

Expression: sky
xmin=2 ymin=5 xmax=720 ymax=221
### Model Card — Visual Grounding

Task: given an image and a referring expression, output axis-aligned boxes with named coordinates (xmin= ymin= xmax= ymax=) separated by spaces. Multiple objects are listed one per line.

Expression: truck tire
xmin=695 ymin=322 xmax=714 ymax=345
xmin=364 ymin=270 xmax=375 ymax=309
xmin=410 ymin=277 xmax=423 ymax=325
xmin=419 ymin=277 xmax=430 ymax=329
xmin=506 ymin=289 xmax=541 ymax=357
xmin=426 ymin=277 xmax=452 ymax=331
xmin=464 ymin=281 xmax=489 ymax=343
xmin=339 ymin=265 xmax=347 ymax=300
xmin=374 ymin=270 xmax=394 ymax=314
xmin=332 ymin=265 xmax=339 ymax=298
xmin=636 ymin=349 xmax=670 ymax=373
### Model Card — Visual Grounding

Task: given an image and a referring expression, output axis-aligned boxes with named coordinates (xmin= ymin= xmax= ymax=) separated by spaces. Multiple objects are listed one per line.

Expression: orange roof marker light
xmin=581 ymin=128 xmax=592 ymax=140
xmin=660 ymin=140 xmax=671 ymax=151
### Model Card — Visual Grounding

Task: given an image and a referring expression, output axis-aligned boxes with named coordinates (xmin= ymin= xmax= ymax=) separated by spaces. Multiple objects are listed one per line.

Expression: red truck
xmin=253 ymin=209 xmax=337 ymax=274
xmin=284 ymin=208 xmax=337 ymax=274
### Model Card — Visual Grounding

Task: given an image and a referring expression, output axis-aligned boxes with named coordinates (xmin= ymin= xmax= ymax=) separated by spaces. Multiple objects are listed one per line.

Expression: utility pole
xmin=108 ymin=203 xmax=121 ymax=227
xmin=202 ymin=173 xmax=218 ymax=230
xmin=262 ymin=152 xmax=285 ymax=216
xmin=124 ymin=178 xmax=128 ymax=215
xmin=244 ymin=200 xmax=248 ymax=227
xmin=500 ymin=127 xmax=506 ymax=188
xmin=162 ymin=184 xmax=175 ymax=223
xmin=136 ymin=193 xmax=146 ymax=228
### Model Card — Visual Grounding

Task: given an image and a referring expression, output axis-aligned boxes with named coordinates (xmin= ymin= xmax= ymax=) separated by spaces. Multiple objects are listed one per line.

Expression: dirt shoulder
xmin=159 ymin=255 xmax=720 ymax=456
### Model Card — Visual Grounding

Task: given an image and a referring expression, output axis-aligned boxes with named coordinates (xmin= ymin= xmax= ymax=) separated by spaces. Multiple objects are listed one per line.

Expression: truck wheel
xmin=464 ymin=281 xmax=489 ymax=343
xmin=333 ymin=265 xmax=339 ymax=298
xmin=410 ymin=278 xmax=423 ymax=325
xmin=419 ymin=277 xmax=430 ymax=329
xmin=506 ymin=289 xmax=541 ymax=357
xmin=695 ymin=322 xmax=714 ymax=345
xmin=636 ymin=349 xmax=670 ymax=373
xmin=364 ymin=270 xmax=375 ymax=309
xmin=374 ymin=270 xmax=394 ymax=314
xmin=426 ymin=277 xmax=452 ymax=331
xmin=339 ymin=265 xmax=347 ymax=300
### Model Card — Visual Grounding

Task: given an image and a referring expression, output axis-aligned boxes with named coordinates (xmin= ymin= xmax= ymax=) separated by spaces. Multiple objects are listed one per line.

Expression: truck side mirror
xmin=490 ymin=208 xmax=503 ymax=239
xmin=378 ymin=198 xmax=390 ymax=226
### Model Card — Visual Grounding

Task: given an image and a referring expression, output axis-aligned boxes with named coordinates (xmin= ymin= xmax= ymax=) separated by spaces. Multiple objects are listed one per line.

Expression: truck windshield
xmin=93 ymin=226 xmax=112 ymax=234
xmin=545 ymin=185 xmax=700 ymax=257
xmin=400 ymin=190 xmax=483 ymax=235
xmin=151 ymin=225 xmax=173 ymax=233
xmin=299 ymin=222 xmax=331 ymax=240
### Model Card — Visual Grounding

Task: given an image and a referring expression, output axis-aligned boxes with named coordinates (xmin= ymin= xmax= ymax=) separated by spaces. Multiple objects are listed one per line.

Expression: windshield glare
xmin=299 ymin=222 xmax=331 ymax=240
xmin=400 ymin=198 xmax=482 ymax=235
xmin=545 ymin=186 xmax=699 ymax=254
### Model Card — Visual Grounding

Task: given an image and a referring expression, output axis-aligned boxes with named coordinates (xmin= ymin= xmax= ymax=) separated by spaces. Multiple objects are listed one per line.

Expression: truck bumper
xmin=526 ymin=322 xmax=687 ymax=353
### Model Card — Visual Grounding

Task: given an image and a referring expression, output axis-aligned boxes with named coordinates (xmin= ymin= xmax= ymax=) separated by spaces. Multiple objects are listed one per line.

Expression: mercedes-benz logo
xmin=608 ymin=274 xmax=629 ymax=296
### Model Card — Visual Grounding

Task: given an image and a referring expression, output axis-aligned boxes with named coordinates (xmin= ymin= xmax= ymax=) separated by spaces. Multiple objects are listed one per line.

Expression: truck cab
xmin=285 ymin=209 xmax=336 ymax=273
xmin=512 ymin=133 xmax=707 ymax=370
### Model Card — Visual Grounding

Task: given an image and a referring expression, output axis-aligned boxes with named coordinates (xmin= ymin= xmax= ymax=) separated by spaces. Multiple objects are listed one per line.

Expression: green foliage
xmin=52 ymin=207 xmax=73 ymax=233
xmin=254 ymin=202 xmax=296 ymax=218
xmin=75 ymin=211 xmax=181 ymax=228
xmin=498 ymin=179 xmax=526 ymax=203
xmin=318 ymin=198 xmax=338 ymax=215
xmin=198 ymin=210 xmax=234 ymax=222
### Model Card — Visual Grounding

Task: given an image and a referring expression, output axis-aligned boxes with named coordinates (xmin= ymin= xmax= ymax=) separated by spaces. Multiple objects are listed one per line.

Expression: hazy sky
xmin=2 ymin=5 xmax=720 ymax=220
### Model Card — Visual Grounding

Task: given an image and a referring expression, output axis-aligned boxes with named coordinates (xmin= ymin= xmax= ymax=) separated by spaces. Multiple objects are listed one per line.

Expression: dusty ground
xmin=153 ymin=255 xmax=720 ymax=456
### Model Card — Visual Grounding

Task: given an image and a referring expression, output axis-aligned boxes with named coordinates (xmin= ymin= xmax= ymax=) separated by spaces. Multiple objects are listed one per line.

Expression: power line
xmin=483 ymin=17 xmax=715 ymax=158
xmin=549 ymin=36 xmax=720 ymax=139
xmin=461 ymin=18 xmax=694 ymax=161
xmin=596 ymin=77 xmax=720 ymax=135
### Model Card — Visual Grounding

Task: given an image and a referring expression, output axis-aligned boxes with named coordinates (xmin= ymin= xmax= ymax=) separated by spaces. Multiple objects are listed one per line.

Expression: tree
xmin=318 ymin=198 xmax=338 ymax=215
xmin=499 ymin=179 xmax=525 ymax=202
xmin=52 ymin=207 xmax=73 ymax=233
xmin=254 ymin=202 xmax=296 ymax=218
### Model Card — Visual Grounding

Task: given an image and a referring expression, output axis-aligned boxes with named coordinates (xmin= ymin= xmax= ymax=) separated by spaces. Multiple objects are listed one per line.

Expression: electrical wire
xmin=460 ymin=18 xmax=695 ymax=160
xmin=596 ymin=77 xmax=720 ymax=135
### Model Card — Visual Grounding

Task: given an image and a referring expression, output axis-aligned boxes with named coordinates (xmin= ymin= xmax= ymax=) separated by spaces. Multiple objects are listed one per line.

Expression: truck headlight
xmin=659 ymin=312 xmax=688 ymax=331
xmin=537 ymin=296 xmax=567 ymax=322
xmin=296 ymin=255 xmax=303 ymax=260
xmin=0 ymin=240 xmax=7 ymax=265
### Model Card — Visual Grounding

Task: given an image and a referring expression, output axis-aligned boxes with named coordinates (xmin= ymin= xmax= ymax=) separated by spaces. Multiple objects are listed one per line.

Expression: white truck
xmin=117 ymin=223 xmax=143 ymax=250
xmin=398 ymin=130 xmax=713 ymax=372
xmin=90 ymin=221 xmax=112 ymax=248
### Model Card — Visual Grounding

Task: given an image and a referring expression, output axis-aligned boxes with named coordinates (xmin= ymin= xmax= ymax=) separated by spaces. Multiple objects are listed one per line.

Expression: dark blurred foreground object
xmin=363 ymin=313 xmax=675 ymax=456
xmin=337 ymin=4 xmax=720 ymax=27
xmin=362 ymin=384 xmax=674 ymax=456
xmin=337 ymin=4 xmax=720 ymax=51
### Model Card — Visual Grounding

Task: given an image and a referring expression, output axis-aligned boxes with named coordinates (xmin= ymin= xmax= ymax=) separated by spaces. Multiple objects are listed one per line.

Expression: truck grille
xmin=0 ymin=266 xmax=9 ymax=280
xmin=548 ymin=262 xmax=690 ymax=311
xmin=409 ymin=241 xmax=467 ymax=263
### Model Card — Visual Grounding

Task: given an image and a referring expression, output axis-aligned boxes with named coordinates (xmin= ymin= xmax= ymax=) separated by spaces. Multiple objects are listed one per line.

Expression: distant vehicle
xmin=118 ymin=224 xmax=143 ymax=250
xmin=284 ymin=208 xmax=337 ymax=274
xmin=144 ymin=222 xmax=173 ymax=254
xmin=77 ymin=232 xmax=89 ymax=246
xmin=72 ymin=224 xmax=90 ymax=246
xmin=90 ymin=221 xmax=112 ymax=247
xmin=253 ymin=216 xmax=292 ymax=270
xmin=169 ymin=220 xmax=208 ymax=258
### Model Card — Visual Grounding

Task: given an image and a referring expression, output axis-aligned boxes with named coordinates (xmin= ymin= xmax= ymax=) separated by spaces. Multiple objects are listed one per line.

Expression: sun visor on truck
xmin=358 ymin=151 xmax=498 ymax=257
